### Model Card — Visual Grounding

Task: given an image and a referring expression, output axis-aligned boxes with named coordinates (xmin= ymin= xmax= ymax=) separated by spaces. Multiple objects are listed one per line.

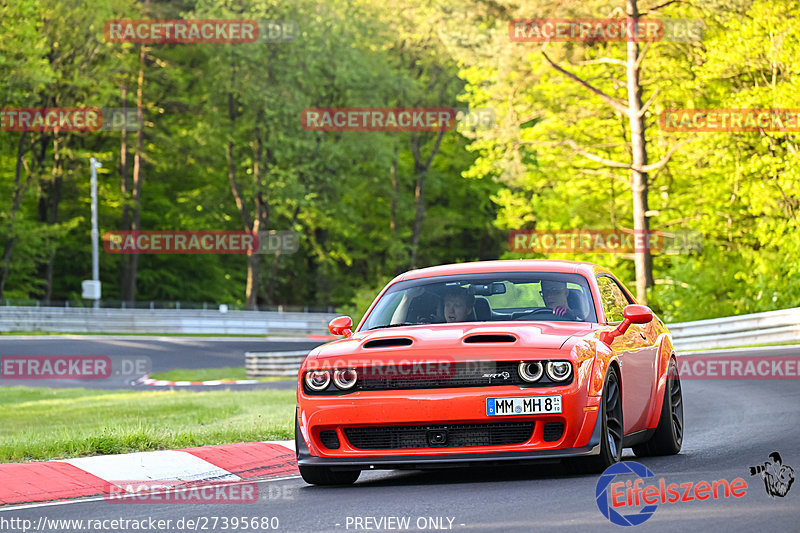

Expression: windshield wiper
xmin=367 ymin=322 xmax=417 ymax=330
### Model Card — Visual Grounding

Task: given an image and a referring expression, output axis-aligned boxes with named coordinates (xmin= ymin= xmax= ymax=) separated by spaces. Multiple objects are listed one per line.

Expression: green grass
xmin=0 ymin=386 xmax=296 ymax=463
xmin=148 ymin=366 xmax=291 ymax=382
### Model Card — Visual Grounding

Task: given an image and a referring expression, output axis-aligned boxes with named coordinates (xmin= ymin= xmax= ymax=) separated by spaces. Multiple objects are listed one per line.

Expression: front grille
xmin=319 ymin=430 xmax=341 ymax=449
xmin=343 ymin=422 xmax=534 ymax=449
xmin=542 ymin=422 xmax=565 ymax=442
xmin=354 ymin=361 xmax=571 ymax=391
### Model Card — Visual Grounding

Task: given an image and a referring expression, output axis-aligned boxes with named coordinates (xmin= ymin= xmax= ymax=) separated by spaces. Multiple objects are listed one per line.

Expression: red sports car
xmin=295 ymin=260 xmax=683 ymax=485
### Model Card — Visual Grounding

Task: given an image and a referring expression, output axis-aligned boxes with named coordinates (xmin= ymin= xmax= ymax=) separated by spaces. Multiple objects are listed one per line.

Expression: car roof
xmin=394 ymin=260 xmax=611 ymax=282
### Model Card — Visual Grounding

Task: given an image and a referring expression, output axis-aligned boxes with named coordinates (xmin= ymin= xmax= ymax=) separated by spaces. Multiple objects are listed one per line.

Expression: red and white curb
xmin=135 ymin=376 xmax=262 ymax=386
xmin=0 ymin=441 xmax=296 ymax=506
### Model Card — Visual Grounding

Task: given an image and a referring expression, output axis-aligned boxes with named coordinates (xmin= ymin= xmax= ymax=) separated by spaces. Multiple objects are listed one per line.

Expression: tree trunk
xmin=408 ymin=129 xmax=445 ymax=269
xmin=120 ymin=85 xmax=133 ymax=302
xmin=390 ymin=146 xmax=406 ymax=276
xmin=37 ymin=133 xmax=64 ymax=302
xmin=390 ymin=146 xmax=399 ymax=235
xmin=626 ymin=0 xmax=654 ymax=303
xmin=541 ymin=0 xmax=667 ymax=304
xmin=124 ymin=45 xmax=146 ymax=303
xmin=0 ymin=131 xmax=30 ymax=300
xmin=226 ymin=130 xmax=257 ymax=306
xmin=224 ymin=73 xmax=267 ymax=308
xmin=409 ymin=172 xmax=426 ymax=269
xmin=245 ymin=124 xmax=269 ymax=309
xmin=265 ymin=206 xmax=298 ymax=304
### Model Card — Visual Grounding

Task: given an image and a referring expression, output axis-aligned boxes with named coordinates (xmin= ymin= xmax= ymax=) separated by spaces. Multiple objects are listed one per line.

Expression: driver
xmin=540 ymin=280 xmax=579 ymax=320
xmin=443 ymin=287 xmax=475 ymax=323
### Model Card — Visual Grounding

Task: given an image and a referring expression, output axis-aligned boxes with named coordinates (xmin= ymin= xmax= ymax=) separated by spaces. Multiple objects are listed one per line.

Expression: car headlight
xmin=546 ymin=361 xmax=572 ymax=382
xmin=305 ymin=370 xmax=331 ymax=391
xmin=518 ymin=361 xmax=543 ymax=382
xmin=333 ymin=369 xmax=358 ymax=390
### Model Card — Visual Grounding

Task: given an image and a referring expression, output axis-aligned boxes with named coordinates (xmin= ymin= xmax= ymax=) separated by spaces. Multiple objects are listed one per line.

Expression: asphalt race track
xmin=1 ymin=345 xmax=799 ymax=532
xmin=0 ymin=335 xmax=323 ymax=389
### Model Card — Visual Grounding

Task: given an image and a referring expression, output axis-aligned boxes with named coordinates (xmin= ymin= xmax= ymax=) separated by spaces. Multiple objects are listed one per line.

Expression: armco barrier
xmin=244 ymin=307 xmax=800 ymax=377
xmin=3 ymin=305 xmax=798 ymax=374
xmin=668 ymin=307 xmax=800 ymax=351
xmin=245 ymin=351 xmax=309 ymax=377
xmin=0 ymin=306 xmax=338 ymax=335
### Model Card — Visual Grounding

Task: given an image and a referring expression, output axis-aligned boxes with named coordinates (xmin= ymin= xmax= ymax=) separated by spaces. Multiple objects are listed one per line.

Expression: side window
xmin=597 ymin=276 xmax=631 ymax=323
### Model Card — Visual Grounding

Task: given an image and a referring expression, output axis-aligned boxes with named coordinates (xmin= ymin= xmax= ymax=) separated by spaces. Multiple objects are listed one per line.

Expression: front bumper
xmin=296 ymin=381 xmax=601 ymax=469
xmin=295 ymin=412 xmax=603 ymax=469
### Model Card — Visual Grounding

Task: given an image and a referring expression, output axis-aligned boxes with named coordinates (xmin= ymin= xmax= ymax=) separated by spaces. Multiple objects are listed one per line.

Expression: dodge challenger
xmin=295 ymin=260 xmax=683 ymax=485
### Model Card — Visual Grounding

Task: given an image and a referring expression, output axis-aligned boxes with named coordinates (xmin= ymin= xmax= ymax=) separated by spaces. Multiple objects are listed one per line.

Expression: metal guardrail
xmin=1 ymin=299 xmax=335 ymax=313
xmin=668 ymin=307 xmax=800 ymax=351
xmin=0 ymin=306 xmax=338 ymax=335
xmin=246 ymin=351 xmax=309 ymax=377
xmin=244 ymin=307 xmax=800 ymax=377
xmin=2 ymin=304 xmax=796 ymax=374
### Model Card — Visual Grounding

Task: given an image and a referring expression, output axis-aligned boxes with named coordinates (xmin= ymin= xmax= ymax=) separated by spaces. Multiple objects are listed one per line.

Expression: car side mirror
xmin=599 ymin=305 xmax=653 ymax=346
xmin=328 ymin=316 xmax=353 ymax=337
xmin=624 ymin=304 xmax=653 ymax=324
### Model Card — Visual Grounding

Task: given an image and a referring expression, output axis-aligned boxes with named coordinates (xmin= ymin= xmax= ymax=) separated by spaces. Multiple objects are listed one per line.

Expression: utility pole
xmin=82 ymin=157 xmax=103 ymax=308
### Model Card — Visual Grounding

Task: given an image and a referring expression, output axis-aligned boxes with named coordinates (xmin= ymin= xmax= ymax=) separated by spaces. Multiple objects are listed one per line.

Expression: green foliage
xmin=0 ymin=0 xmax=797 ymax=322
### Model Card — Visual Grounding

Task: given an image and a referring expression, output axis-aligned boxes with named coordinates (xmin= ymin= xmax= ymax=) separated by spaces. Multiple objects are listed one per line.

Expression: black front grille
xmin=354 ymin=361 xmax=571 ymax=391
xmin=542 ymin=422 xmax=565 ymax=442
xmin=344 ymin=422 xmax=534 ymax=449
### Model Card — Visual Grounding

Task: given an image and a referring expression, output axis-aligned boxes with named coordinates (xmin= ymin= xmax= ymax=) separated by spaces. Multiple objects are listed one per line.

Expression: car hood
xmin=309 ymin=321 xmax=599 ymax=360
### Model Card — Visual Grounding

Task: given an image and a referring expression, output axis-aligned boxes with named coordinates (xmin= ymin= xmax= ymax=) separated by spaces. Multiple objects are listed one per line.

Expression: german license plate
xmin=486 ymin=395 xmax=562 ymax=416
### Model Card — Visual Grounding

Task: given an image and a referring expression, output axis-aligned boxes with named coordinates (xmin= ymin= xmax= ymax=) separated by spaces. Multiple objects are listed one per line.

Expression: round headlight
xmin=333 ymin=369 xmax=358 ymax=390
xmin=518 ymin=361 xmax=543 ymax=382
xmin=305 ymin=370 xmax=331 ymax=391
xmin=546 ymin=361 xmax=572 ymax=382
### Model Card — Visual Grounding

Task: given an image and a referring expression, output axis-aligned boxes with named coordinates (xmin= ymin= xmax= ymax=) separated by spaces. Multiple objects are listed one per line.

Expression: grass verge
xmin=148 ymin=367 xmax=291 ymax=382
xmin=0 ymin=386 xmax=296 ymax=463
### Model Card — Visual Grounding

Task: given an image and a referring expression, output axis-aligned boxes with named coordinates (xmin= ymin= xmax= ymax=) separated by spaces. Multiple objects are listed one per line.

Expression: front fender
xmin=589 ymin=341 xmax=617 ymax=398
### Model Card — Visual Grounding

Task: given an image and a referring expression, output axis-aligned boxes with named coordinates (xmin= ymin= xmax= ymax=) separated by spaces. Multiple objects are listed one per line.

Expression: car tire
xmin=295 ymin=415 xmax=360 ymax=486
xmin=633 ymin=358 xmax=683 ymax=457
xmin=565 ymin=365 xmax=623 ymax=474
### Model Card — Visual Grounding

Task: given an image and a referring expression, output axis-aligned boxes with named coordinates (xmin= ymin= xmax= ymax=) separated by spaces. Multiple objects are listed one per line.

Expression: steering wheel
xmin=512 ymin=308 xmax=556 ymax=320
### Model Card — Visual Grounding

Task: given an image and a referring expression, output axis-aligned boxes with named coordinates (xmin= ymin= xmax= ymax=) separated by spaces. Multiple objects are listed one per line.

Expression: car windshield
xmin=360 ymin=272 xmax=597 ymax=331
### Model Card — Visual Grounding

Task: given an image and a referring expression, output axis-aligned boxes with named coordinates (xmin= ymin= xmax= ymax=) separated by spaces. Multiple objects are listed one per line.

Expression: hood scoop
xmin=363 ymin=337 xmax=413 ymax=349
xmin=463 ymin=334 xmax=517 ymax=344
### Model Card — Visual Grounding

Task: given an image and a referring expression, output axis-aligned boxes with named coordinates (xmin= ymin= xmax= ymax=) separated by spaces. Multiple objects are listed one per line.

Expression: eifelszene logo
xmin=596 ymin=461 xmax=748 ymax=526
xmin=596 ymin=462 xmax=658 ymax=526
xmin=749 ymin=452 xmax=795 ymax=498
